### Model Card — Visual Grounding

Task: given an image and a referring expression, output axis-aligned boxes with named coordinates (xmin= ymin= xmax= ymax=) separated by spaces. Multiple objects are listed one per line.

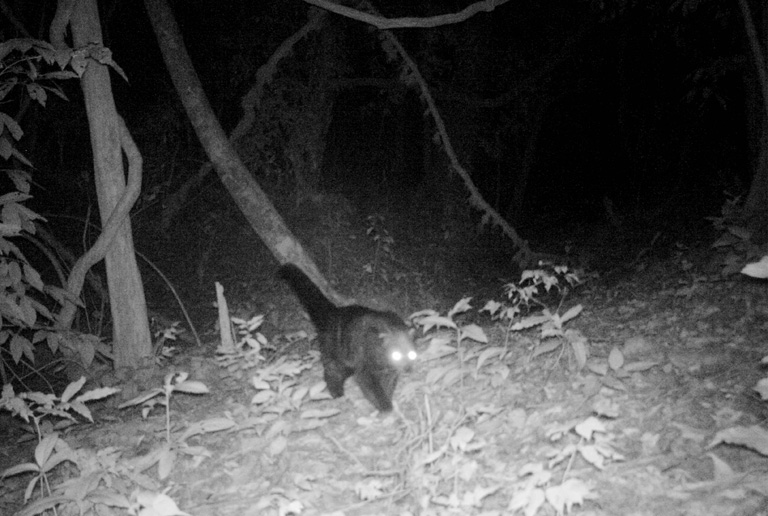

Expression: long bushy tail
xmin=279 ymin=264 xmax=337 ymax=329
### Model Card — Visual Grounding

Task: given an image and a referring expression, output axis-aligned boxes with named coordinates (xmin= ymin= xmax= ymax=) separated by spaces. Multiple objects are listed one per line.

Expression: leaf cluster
xmin=0 ymin=38 xmax=116 ymax=389
xmin=117 ymin=371 xmax=235 ymax=484
xmin=215 ymin=314 xmax=275 ymax=373
xmin=0 ymin=377 xmax=130 ymax=516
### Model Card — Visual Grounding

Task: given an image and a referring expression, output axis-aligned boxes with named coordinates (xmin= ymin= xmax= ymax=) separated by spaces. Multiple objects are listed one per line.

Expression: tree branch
xmin=57 ymin=116 xmax=142 ymax=329
xmin=354 ymin=1 xmax=534 ymax=264
xmin=302 ymin=0 xmax=510 ymax=29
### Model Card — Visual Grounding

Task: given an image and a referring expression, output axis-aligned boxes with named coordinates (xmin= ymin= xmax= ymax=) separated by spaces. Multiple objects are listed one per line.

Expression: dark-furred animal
xmin=279 ymin=264 xmax=416 ymax=412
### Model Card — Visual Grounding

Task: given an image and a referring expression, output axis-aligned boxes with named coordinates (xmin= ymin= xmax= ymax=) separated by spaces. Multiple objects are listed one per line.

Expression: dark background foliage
xmin=1 ymin=0 xmax=757 ymax=317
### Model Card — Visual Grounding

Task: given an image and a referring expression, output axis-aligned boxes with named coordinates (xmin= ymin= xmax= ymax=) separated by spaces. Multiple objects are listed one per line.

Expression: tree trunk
xmin=739 ymin=0 xmax=768 ymax=223
xmin=143 ymin=0 xmax=347 ymax=304
xmin=53 ymin=0 xmax=152 ymax=368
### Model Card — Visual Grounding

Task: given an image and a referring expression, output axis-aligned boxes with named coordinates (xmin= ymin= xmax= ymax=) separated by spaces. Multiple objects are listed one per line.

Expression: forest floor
xmin=2 ymin=201 xmax=768 ymax=516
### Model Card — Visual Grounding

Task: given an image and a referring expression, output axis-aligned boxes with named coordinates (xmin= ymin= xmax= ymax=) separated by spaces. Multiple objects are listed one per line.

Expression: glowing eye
xmin=408 ymin=351 xmax=418 ymax=360
xmin=391 ymin=351 xmax=403 ymax=361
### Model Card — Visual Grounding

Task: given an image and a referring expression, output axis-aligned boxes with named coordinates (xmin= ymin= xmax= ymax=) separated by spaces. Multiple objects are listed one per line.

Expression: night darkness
xmin=1 ymin=0 xmax=761 ymax=340
xmin=7 ymin=1 xmax=753 ymax=251
xmin=4 ymin=1 xmax=768 ymax=514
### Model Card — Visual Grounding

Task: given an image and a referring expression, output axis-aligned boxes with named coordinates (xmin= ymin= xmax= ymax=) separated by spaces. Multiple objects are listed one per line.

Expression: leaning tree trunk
xmin=158 ymin=11 xmax=326 ymax=233
xmin=143 ymin=0 xmax=347 ymax=304
xmin=51 ymin=0 xmax=152 ymax=368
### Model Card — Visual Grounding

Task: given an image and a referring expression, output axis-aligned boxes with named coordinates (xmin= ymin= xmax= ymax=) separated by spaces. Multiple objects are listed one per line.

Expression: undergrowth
xmin=5 ymin=257 xmax=768 ymax=515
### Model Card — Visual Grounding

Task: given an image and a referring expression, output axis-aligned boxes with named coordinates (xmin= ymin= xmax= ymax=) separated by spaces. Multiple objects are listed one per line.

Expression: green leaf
xmin=460 ymin=324 xmax=488 ymax=343
xmin=23 ymin=263 xmax=43 ymax=291
xmin=10 ymin=333 xmax=33 ymax=363
xmin=475 ymin=346 xmax=504 ymax=372
xmin=570 ymin=338 xmax=588 ymax=370
xmin=75 ymin=387 xmax=120 ymax=403
xmin=251 ymin=390 xmax=274 ymax=405
xmin=180 ymin=418 xmax=236 ymax=441
xmin=118 ymin=388 xmax=163 ymax=409
xmin=511 ymin=314 xmax=549 ymax=331
xmin=0 ymin=112 xmax=23 ymax=140
xmin=7 ymin=259 xmax=22 ymax=283
xmin=18 ymin=295 xmax=37 ymax=326
xmin=157 ymin=447 xmax=176 ymax=480
xmin=448 ymin=297 xmax=473 ymax=318
xmin=560 ymin=304 xmax=583 ymax=324
xmin=2 ymin=461 xmax=39 ymax=477
xmin=134 ymin=491 xmax=189 ymax=516
xmin=60 ymin=377 xmax=86 ymax=403
xmin=608 ymin=346 xmax=624 ymax=370
xmin=67 ymin=401 xmax=93 ymax=422
xmin=23 ymin=391 xmax=56 ymax=405
xmin=532 ymin=340 xmax=561 ymax=358
xmin=172 ymin=380 xmax=209 ymax=394
xmin=300 ymin=408 xmax=340 ymax=419
xmin=742 ymin=256 xmax=768 ymax=279
xmin=418 ymin=314 xmax=457 ymax=332
xmin=479 ymin=300 xmax=502 ymax=316
xmin=0 ymin=79 xmax=16 ymax=105
xmin=449 ymin=427 xmax=475 ymax=452
xmin=755 ymin=378 xmax=768 ymax=400
xmin=41 ymin=449 xmax=77 ymax=474
xmin=709 ymin=425 xmax=768 ymax=456
xmin=15 ymin=495 xmax=71 ymax=516
xmin=84 ymin=490 xmax=130 ymax=509
xmin=34 ymin=434 xmax=59 ymax=467
xmin=0 ymin=38 xmax=31 ymax=61
xmin=574 ymin=417 xmax=606 ymax=440
xmin=545 ymin=478 xmax=596 ymax=513
xmin=40 ymin=70 xmax=78 ymax=81
xmin=46 ymin=331 xmax=61 ymax=353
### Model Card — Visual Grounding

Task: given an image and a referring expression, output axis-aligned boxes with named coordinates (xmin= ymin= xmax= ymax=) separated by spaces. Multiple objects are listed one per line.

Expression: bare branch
xmin=303 ymin=0 xmax=510 ymax=29
xmin=341 ymin=1 xmax=533 ymax=263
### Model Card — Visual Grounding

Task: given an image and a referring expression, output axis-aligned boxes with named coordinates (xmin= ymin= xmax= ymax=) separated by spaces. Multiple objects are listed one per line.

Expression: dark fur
xmin=279 ymin=264 xmax=415 ymax=412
